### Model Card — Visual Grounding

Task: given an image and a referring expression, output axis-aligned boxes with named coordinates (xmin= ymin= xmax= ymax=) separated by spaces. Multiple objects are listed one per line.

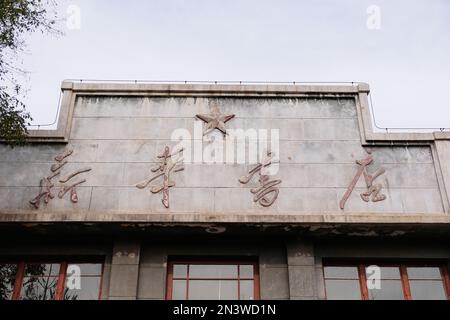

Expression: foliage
xmin=0 ymin=263 xmax=79 ymax=300
xmin=0 ymin=264 xmax=17 ymax=299
xmin=0 ymin=0 xmax=58 ymax=146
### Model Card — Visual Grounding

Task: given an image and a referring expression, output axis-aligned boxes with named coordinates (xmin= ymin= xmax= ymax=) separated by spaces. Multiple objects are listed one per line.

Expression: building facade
xmin=0 ymin=82 xmax=449 ymax=300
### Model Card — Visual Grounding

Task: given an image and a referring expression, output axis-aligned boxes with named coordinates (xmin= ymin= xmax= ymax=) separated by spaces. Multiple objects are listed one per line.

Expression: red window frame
xmin=166 ymin=257 xmax=260 ymax=300
xmin=323 ymin=260 xmax=450 ymax=300
xmin=0 ymin=259 xmax=104 ymax=300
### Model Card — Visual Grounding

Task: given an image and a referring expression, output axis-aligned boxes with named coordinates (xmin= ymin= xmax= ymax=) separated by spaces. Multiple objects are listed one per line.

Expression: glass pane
xmin=173 ymin=265 xmax=187 ymax=278
xmin=365 ymin=266 xmax=400 ymax=280
xmin=324 ymin=266 xmax=359 ymax=279
xmin=407 ymin=267 xmax=442 ymax=280
xmin=368 ymin=280 xmax=404 ymax=300
xmin=172 ymin=280 xmax=187 ymax=300
xmin=67 ymin=264 xmax=102 ymax=276
xmin=189 ymin=265 xmax=238 ymax=279
xmin=20 ymin=276 xmax=58 ymax=300
xmin=64 ymin=276 xmax=101 ymax=300
xmin=0 ymin=264 xmax=18 ymax=300
xmin=239 ymin=265 xmax=254 ymax=279
xmin=25 ymin=264 xmax=60 ymax=277
xmin=325 ymin=279 xmax=361 ymax=300
xmin=240 ymin=280 xmax=254 ymax=300
xmin=409 ymin=280 xmax=446 ymax=300
xmin=188 ymin=280 xmax=238 ymax=300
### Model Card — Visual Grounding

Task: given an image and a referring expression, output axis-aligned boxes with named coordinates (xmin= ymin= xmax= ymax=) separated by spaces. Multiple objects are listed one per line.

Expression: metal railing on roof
xmin=28 ymin=79 xmax=449 ymax=132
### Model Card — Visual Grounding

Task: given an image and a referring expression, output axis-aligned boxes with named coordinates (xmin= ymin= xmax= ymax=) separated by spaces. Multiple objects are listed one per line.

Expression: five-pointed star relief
xmin=195 ymin=106 xmax=235 ymax=135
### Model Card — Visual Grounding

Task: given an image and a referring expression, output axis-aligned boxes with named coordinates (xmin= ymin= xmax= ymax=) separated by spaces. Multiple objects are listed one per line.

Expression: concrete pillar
xmin=259 ymin=244 xmax=290 ymax=299
xmin=286 ymin=239 xmax=318 ymax=300
xmin=137 ymin=246 xmax=167 ymax=300
xmin=108 ymin=239 xmax=141 ymax=300
xmin=434 ymin=139 xmax=450 ymax=213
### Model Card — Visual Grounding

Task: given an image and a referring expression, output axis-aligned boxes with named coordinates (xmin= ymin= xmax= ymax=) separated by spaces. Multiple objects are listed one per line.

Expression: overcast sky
xmin=17 ymin=0 xmax=450 ymax=131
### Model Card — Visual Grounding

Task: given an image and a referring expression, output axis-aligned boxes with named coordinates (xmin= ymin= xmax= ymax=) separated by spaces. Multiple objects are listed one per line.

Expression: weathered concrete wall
xmin=0 ymin=83 xmax=448 ymax=301
xmin=0 ymin=88 xmax=447 ymax=217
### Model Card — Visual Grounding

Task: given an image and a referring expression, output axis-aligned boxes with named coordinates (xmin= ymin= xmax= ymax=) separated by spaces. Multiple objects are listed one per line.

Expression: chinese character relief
xmin=54 ymin=148 xmax=73 ymax=162
xmin=239 ymin=151 xmax=282 ymax=207
xmin=195 ymin=105 xmax=235 ymax=136
xmin=339 ymin=153 xmax=387 ymax=210
xmin=29 ymin=171 xmax=59 ymax=208
xmin=29 ymin=148 xmax=92 ymax=209
xmin=58 ymin=168 xmax=92 ymax=202
xmin=136 ymin=146 xmax=184 ymax=208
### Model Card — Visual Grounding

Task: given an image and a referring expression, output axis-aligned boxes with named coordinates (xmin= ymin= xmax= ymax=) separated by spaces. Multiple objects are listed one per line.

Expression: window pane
xmin=325 ymin=279 xmax=361 ymax=300
xmin=240 ymin=280 xmax=254 ymax=300
xmin=365 ymin=266 xmax=400 ymax=280
xmin=407 ymin=267 xmax=442 ymax=280
xmin=0 ymin=264 xmax=18 ymax=300
xmin=20 ymin=276 xmax=58 ymax=300
xmin=368 ymin=280 xmax=404 ymax=300
xmin=409 ymin=280 xmax=446 ymax=300
xmin=25 ymin=263 xmax=60 ymax=277
xmin=172 ymin=280 xmax=187 ymax=300
xmin=68 ymin=264 xmax=102 ymax=276
xmin=64 ymin=276 xmax=101 ymax=300
xmin=173 ymin=265 xmax=187 ymax=278
xmin=189 ymin=265 xmax=238 ymax=279
xmin=239 ymin=265 xmax=254 ymax=279
xmin=324 ymin=266 xmax=359 ymax=279
xmin=188 ymin=280 xmax=238 ymax=300
xmin=63 ymin=263 xmax=102 ymax=300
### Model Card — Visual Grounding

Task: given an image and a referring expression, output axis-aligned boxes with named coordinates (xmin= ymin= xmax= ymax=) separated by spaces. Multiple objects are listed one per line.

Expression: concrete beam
xmin=0 ymin=210 xmax=448 ymax=224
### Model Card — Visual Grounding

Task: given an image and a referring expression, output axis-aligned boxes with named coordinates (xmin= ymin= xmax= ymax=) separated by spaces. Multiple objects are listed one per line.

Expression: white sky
xmin=17 ymin=0 xmax=450 ymax=131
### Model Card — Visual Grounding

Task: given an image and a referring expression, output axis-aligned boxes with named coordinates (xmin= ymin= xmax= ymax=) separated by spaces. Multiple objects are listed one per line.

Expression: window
xmin=0 ymin=260 xmax=103 ymax=300
xmin=166 ymin=259 xmax=260 ymax=300
xmin=323 ymin=261 xmax=450 ymax=300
